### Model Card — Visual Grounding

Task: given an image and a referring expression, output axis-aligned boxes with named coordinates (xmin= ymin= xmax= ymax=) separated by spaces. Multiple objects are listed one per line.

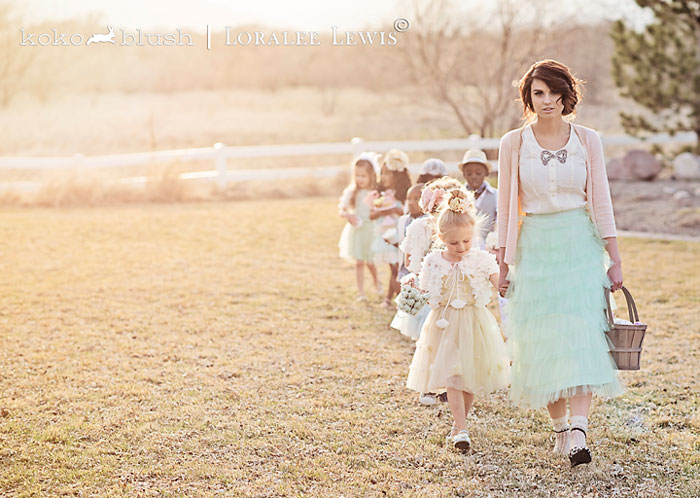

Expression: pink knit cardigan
xmin=497 ymin=123 xmax=617 ymax=265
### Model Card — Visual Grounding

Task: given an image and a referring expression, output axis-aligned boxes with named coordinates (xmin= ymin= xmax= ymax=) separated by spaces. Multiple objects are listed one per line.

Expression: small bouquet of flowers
xmin=365 ymin=190 xmax=397 ymax=218
xmin=397 ymin=274 xmax=429 ymax=316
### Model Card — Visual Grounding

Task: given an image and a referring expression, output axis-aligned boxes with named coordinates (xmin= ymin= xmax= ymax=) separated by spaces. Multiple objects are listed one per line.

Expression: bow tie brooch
xmin=540 ymin=149 xmax=567 ymax=166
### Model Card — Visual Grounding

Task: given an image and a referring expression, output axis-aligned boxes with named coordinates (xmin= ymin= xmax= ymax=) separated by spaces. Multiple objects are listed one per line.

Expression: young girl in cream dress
xmin=406 ymin=190 xmax=510 ymax=452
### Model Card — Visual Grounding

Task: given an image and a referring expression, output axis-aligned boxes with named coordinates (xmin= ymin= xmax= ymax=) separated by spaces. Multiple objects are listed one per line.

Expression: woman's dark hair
xmin=518 ymin=59 xmax=583 ymax=119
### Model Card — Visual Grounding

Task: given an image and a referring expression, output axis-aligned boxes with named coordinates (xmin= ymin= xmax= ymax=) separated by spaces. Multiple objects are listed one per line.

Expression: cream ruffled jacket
xmin=419 ymin=248 xmax=499 ymax=309
xmin=399 ymin=216 xmax=434 ymax=274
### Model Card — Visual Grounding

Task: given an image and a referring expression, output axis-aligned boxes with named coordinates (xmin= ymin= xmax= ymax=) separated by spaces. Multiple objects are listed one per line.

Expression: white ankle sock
xmin=570 ymin=415 xmax=588 ymax=434
xmin=552 ymin=416 xmax=569 ymax=432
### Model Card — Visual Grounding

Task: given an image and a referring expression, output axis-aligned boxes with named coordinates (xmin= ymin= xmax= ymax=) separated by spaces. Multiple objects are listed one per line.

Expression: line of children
xmin=338 ymin=150 xmax=499 ymax=309
xmin=339 ymin=151 xmax=506 ymax=426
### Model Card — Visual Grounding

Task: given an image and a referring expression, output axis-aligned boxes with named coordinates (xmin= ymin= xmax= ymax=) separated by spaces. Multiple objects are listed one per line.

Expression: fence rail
xmin=0 ymin=132 xmax=696 ymax=192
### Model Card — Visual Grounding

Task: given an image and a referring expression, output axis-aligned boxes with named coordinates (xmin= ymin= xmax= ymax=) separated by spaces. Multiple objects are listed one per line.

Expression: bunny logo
xmin=86 ymin=26 xmax=116 ymax=46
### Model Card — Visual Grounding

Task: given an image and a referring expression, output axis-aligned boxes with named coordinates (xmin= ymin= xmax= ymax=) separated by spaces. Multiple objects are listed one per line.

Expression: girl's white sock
xmin=570 ymin=415 xmax=588 ymax=434
xmin=552 ymin=416 xmax=569 ymax=432
xmin=552 ymin=416 xmax=570 ymax=455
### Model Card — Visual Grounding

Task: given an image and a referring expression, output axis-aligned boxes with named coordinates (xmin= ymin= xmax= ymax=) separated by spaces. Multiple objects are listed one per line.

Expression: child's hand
xmin=364 ymin=190 xmax=379 ymax=206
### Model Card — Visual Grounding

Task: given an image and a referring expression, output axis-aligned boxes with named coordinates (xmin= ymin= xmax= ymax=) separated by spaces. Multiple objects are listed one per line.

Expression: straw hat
xmin=458 ymin=149 xmax=490 ymax=174
xmin=383 ymin=149 xmax=409 ymax=172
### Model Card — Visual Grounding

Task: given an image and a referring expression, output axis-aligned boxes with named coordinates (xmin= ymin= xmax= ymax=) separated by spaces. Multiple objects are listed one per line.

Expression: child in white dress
xmin=406 ymin=190 xmax=510 ymax=452
xmin=401 ymin=176 xmax=463 ymax=275
xmin=338 ymin=153 xmax=382 ymax=301
xmin=391 ymin=184 xmax=428 ymax=339
xmin=370 ymin=149 xmax=412 ymax=308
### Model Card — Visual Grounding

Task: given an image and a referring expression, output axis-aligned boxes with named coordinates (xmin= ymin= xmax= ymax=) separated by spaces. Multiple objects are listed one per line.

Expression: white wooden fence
xmin=0 ymin=132 xmax=696 ymax=192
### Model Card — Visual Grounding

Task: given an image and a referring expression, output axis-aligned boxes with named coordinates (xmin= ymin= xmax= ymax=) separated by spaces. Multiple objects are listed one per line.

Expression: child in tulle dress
xmin=406 ymin=190 xmax=510 ymax=452
xmin=398 ymin=177 xmax=464 ymax=406
xmin=338 ymin=153 xmax=382 ymax=301
xmin=391 ymin=184 xmax=428 ymax=339
xmin=369 ymin=149 xmax=412 ymax=308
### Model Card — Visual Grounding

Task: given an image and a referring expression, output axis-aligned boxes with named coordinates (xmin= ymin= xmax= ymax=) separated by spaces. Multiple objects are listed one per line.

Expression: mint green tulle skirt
xmin=505 ymin=208 xmax=624 ymax=409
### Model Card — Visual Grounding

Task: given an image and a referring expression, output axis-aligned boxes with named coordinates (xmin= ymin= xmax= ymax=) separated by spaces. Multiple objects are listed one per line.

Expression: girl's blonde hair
xmin=437 ymin=189 xmax=486 ymax=237
xmin=347 ymin=159 xmax=378 ymax=209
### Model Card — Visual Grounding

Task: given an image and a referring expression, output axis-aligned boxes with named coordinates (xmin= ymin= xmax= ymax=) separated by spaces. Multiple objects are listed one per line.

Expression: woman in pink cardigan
xmin=497 ymin=60 xmax=624 ymax=467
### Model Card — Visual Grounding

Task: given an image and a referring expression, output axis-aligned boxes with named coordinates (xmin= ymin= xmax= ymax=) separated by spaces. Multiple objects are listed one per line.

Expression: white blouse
xmin=519 ymin=124 xmax=587 ymax=214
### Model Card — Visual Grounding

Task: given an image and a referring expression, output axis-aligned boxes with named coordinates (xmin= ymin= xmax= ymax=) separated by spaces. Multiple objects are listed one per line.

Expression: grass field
xmin=0 ymin=197 xmax=698 ymax=497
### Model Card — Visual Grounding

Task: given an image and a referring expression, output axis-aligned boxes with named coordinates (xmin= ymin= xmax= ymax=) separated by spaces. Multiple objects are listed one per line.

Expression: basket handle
xmin=605 ymin=285 xmax=640 ymax=324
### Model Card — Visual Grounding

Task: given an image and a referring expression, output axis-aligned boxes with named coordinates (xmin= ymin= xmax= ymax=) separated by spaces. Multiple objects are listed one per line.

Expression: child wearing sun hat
xmin=458 ymin=149 xmax=497 ymax=246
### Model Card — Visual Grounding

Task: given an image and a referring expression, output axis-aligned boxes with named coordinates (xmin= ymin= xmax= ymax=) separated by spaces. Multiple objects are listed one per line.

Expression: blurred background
xmin=0 ymin=0 xmax=698 ymax=235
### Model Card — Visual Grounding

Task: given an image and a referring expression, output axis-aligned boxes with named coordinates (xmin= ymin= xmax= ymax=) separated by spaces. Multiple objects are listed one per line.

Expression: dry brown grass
xmin=0 ymin=167 xmax=350 ymax=208
xmin=0 ymin=197 xmax=698 ymax=497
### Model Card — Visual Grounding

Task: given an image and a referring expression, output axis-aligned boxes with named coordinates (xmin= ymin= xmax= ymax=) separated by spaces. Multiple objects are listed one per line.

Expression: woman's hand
xmin=607 ymin=261 xmax=623 ymax=292
xmin=369 ymin=209 xmax=381 ymax=220
xmin=498 ymin=248 xmax=509 ymax=297
xmin=604 ymin=237 xmax=623 ymax=292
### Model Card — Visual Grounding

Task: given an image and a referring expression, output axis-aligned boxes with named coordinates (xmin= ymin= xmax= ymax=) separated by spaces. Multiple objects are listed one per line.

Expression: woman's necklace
xmin=533 ymin=123 xmax=570 ymax=166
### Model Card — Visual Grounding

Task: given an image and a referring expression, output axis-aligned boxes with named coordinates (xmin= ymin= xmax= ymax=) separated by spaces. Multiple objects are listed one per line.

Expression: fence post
xmin=214 ymin=143 xmax=226 ymax=189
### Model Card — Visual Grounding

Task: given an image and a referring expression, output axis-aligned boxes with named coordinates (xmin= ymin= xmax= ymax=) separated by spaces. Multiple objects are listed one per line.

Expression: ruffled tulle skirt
xmin=372 ymin=236 xmax=400 ymax=264
xmin=406 ymin=305 xmax=510 ymax=395
xmin=390 ymin=304 xmax=430 ymax=340
xmin=338 ymin=221 xmax=375 ymax=262
xmin=505 ymin=207 xmax=624 ymax=409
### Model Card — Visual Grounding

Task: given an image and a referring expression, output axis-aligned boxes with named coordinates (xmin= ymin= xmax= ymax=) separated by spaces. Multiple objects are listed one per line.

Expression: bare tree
xmin=400 ymin=0 xmax=571 ymax=137
xmin=0 ymin=3 xmax=36 ymax=107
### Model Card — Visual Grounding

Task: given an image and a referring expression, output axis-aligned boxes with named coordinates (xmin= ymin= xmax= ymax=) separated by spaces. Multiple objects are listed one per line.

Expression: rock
xmin=620 ymin=150 xmax=662 ymax=181
xmin=606 ymin=158 xmax=624 ymax=180
xmin=673 ymin=153 xmax=700 ymax=180
xmin=694 ymin=187 xmax=700 ymax=197
xmin=663 ymin=186 xmax=676 ymax=194
xmin=673 ymin=190 xmax=690 ymax=200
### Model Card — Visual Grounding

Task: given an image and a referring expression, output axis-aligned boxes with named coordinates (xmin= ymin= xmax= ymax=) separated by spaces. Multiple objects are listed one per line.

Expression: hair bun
xmin=448 ymin=189 xmax=467 ymax=201
xmin=443 ymin=188 xmax=476 ymax=214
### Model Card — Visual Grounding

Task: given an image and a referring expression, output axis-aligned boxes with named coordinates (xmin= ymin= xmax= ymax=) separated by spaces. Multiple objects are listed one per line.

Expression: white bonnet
xmin=353 ymin=152 xmax=381 ymax=175
xmin=420 ymin=158 xmax=447 ymax=177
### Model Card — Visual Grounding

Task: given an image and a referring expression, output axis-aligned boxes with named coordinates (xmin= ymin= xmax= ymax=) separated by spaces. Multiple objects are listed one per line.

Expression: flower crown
xmin=383 ymin=149 xmax=409 ymax=172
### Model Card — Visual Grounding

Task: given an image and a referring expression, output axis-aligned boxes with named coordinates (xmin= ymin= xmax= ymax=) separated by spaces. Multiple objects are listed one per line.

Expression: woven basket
xmin=604 ymin=286 xmax=647 ymax=370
